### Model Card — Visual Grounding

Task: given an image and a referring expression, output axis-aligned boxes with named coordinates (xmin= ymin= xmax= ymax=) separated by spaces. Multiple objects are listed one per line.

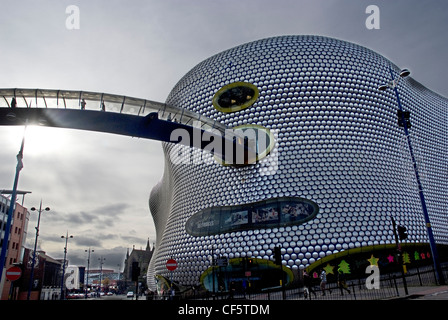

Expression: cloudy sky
xmin=0 ymin=0 xmax=446 ymax=271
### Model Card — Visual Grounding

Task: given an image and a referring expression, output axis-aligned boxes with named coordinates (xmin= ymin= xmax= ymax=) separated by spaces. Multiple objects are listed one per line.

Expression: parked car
xmin=126 ymin=291 xmax=134 ymax=298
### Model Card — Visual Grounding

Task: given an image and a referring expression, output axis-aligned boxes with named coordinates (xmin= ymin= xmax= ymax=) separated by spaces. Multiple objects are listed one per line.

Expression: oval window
xmin=186 ymin=196 xmax=319 ymax=237
xmin=213 ymin=82 xmax=259 ymax=113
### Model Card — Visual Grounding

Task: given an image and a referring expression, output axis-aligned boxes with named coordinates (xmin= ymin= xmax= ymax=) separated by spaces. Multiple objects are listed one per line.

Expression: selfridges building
xmin=147 ymin=35 xmax=448 ymax=292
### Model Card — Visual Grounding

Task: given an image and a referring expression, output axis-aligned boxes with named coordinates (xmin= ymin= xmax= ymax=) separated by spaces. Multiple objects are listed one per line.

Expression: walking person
xmin=337 ymin=268 xmax=351 ymax=295
xmin=303 ymin=270 xmax=316 ymax=299
xmin=169 ymin=284 xmax=176 ymax=300
xmin=320 ymin=269 xmax=329 ymax=296
xmin=229 ymin=281 xmax=236 ymax=299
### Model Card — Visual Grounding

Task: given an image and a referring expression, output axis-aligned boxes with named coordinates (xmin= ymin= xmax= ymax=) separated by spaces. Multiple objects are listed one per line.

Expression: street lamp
xmin=84 ymin=248 xmax=94 ymax=298
xmin=117 ymin=264 xmax=121 ymax=280
xmin=209 ymin=245 xmax=216 ymax=299
xmin=98 ymin=256 xmax=106 ymax=296
xmin=60 ymin=232 xmax=73 ymax=300
xmin=379 ymin=66 xmax=445 ymax=285
xmin=27 ymin=200 xmax=50 ymax=300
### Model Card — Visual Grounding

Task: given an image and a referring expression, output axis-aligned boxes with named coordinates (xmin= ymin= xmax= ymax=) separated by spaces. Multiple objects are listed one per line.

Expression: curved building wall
xmin=147 ymin=35 xmax=448 ymax=290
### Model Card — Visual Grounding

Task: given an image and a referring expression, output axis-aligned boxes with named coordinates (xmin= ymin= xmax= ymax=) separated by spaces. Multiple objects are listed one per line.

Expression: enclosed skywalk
xmin=0 ymin=88 xmax=225 ymax=130
xmin=0 ymin=88 xmax=260 ymax=165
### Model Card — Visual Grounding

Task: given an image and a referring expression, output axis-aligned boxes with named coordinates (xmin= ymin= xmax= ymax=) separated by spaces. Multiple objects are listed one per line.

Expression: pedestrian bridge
xmin=0 ymin=88 xmax=257 ymax=163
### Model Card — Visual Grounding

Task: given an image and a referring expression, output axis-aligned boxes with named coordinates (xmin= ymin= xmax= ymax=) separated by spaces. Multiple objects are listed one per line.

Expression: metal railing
xmin=0 ymin=88 xmax=227 ymax=133
xmin=163 ymin=262 xmax=448 ymax=301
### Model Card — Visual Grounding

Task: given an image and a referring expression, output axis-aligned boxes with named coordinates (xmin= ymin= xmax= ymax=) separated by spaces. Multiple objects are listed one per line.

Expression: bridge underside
xmin=0 ymin=107 xmax=257 ymax=164
xmin=0 ymin=107 xmax=175 ymax=142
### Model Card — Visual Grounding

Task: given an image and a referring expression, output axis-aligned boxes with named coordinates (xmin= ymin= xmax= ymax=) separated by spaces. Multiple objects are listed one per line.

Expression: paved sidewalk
xmin=392 ymin=285 xmax=448 ymax=300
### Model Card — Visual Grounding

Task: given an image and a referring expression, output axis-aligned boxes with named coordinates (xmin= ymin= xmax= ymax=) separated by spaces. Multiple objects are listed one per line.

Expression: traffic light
xmin=397 ymin=110 xmax=411 ymax=128
xmin=274 ymin=247 xmax=282 ymax=265
xmin=397 ymin=225 xmax=408 ymax=240
xmin=131 ymin=261 xmax=140 ymax=281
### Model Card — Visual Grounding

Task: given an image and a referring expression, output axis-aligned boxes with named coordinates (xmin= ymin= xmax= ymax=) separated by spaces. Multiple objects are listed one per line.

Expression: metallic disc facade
xmin=147 ymin=35 xmax=448 ymax=290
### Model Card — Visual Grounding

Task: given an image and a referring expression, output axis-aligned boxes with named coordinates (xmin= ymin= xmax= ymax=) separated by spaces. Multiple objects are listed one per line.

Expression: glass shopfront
xmin=186 ymin=197 xmax=319 ymax=236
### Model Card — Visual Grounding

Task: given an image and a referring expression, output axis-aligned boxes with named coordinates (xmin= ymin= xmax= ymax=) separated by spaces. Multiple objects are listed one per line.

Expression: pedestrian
xmin=81 ymin=98 xmax=86 ymax=110
xmin=229 ymin=281 xmax=236 ymax=299
xmin=303 ymin=270 xmax=316 ymax=299
xmin=169 ymin=284 xmax=175 ymax=300
xmin=320 ymin=269 xmax=328 ymax=295
xmin=337 ymin=268 xmax=350 ymax=295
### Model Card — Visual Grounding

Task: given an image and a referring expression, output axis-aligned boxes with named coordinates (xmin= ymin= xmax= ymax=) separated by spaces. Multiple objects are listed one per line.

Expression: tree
xmin=414 ymin=251 xmax=420 ymax=261
xmin=338 ymin=260 xmax=351 ymax=274
xmin=402 ymin=252 xmax=411 ymax=264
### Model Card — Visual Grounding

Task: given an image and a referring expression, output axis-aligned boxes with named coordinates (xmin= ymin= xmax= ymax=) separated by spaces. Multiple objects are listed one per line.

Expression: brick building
xmin=16 ymin=248 xmax=62 ymax=300
xmin=0 ymin=193 xmax=30 ymax=300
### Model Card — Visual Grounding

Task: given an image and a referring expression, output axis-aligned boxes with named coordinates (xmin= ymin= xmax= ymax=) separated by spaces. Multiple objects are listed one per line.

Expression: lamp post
xmin=209 ymin=245 xmax=216 ymax=300
xmin=60 ymin=232 xmax=73 ymax=300
xmin=27 ymin=200 xmax=50 ymax=300
xmin=117 ymin=264 xmax=121 ymax=281
xmin=98 ymin=256 xmax=105 ymax=296
xmin=84 ymin=248 xmax=94 ymax=298
xmin=379 ymin=66 xmax=445 ymax=285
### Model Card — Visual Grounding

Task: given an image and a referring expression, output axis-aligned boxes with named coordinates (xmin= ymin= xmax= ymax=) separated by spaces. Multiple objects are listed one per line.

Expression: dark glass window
xmin=186 ymin=197 xmax=319 ymax=236
xmin=213 ymin=82 xmax=259 ymax=113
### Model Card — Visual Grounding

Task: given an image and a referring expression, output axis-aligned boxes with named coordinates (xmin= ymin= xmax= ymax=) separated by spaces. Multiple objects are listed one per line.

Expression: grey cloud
xmin=68 ymin=246 xmax=129 ymax=270
xmin=2 ymin=0 xmax=447 ymax=270
xmin=72 ymin=236 xmax=102 ymax=248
